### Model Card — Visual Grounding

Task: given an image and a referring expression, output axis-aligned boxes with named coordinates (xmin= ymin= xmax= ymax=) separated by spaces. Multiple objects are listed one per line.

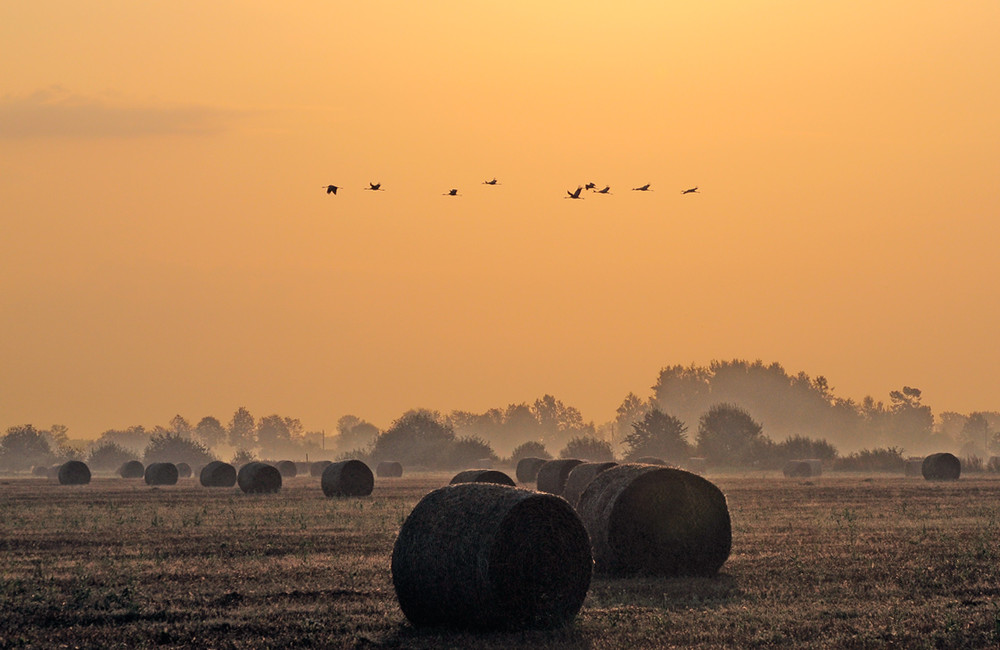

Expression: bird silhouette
xmin=681 ymin=187 xmax=700 ymax=194
xmin=324 ymin=185 xmax=339 ymax=195
xmin=632 ymin=184 xmax=652 ymax=191
xmin=366 ymin=182 xmax=383 ymax=191
xmin=566 ymin=186 xmax=584 ymax=199
xmin=444 ymin=189 xmax=459 ymax=196
xmin=584 ymin=182 xmax=597 ymax=190
xmin=483 ymin=178 xmax=499 ymax=185
xmin=595 ymin=186 xmax=611 ymax=194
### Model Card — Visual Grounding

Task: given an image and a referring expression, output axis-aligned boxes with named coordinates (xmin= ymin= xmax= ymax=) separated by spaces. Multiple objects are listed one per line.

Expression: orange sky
xmin=2 ymin=2 xmax=999 ymax=438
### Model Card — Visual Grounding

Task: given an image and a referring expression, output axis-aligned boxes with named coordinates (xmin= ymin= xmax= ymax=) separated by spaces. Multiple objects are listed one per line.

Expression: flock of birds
xmin=322 ymin=180 xmax=700 ymax=197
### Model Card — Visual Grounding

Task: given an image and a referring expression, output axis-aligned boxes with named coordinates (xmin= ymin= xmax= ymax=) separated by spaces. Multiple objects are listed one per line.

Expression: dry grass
xmin=0 ymin=474 xmax=998 ymax=648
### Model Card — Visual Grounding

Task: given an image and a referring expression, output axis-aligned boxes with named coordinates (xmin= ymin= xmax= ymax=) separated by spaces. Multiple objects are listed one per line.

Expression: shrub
xmin=509 ymin=441 xmax=551 ymax=465
xmin=560 ymin=436 xmax=614 ymax=462
xmin=87 ymin=441 xmax=134 ymax=472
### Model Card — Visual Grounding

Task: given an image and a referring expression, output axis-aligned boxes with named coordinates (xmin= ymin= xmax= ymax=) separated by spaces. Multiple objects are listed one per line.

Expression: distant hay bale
xmin=634 ymin=457 xmax=667 ymax=465
xmin=31 ymin=465 xmax=49 ymax=477
xmin=119 ymin=460 xmax=145 ymax=478
xmin=562 ymin=462 xmax=618 ymax=508
xmin=536 ymin=459 xmax=584 ymax=495
xmin=275 ymin=460 xmax=298 ymax=478
xmin=376 ymin=461 xmax=404 ymax=478
xmin=144 ymin=462 xmax=179 ymax=486
xmin=904 ymin=457 xmax=925 ymax=477
xmin=58 ymin=461 xmax=91 ymax=486
xmin=783 ymin=459 xmax=821 ymax=478
xmin=922 ymin=453 xmax=961 ymax=481
xmin=449 ymin=469 xmax=516 ymax=486
xmin=200 ymin=461 xmax=237 ymax=488
xmin=515 ymin=457 xmax=547 ymax=483
xmin=237 ymin=462 xmax=282 ymax=494
xmin=321 ymin=460 xmax=374 ymax=497
xmin=391 ymin=483 xmax=592 ymax=630
xmin=576 ymin=463 xmax=732 ymax=577
xmin=309 ymin=460 xmax=332 ymax=477
xmin=175 ymin=462 xmax=192 ymax=479
xmin=686 ymin=457 xmax=708 ymax=474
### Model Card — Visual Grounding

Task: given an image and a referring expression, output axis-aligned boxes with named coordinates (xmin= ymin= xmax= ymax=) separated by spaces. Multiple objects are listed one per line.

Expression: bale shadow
xmin=367 ymin=622 xmax=592 ymax=649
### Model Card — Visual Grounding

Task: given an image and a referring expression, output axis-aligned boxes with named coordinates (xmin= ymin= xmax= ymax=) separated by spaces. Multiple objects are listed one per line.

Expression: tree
xmin=232 ymin=448 xmax=256 ymax=466
xmin=0 ymin=425 xmax=54 ymax=471
xmin=256 ymin=414 xmax=292 ymax=451
xmin=614 ymin=392 xmax=649 ymax=445
xmin=169 ymin=415 xmax=192 ymax=436
xmin=509 ymin=440 xmax=551 ymax=464
xmin=371 ymin=409 xmax=455 ymax=468
xmin=624 ymin=409 xmax=690 ymax=462
xmin=335 ymin=415 xmax=379 ymax=452
xmin=696 ymin=403 xmax=765 ymax=466
xmin=95 ymin=425 xmax=151 ymax=456
xmin=960 ymin=412 xmax=992 ymax=457
xmin=87 ymin=441 xmax=134 ymax=471
xmin=144 ymin=433 xmax=215 ymax=467
xmin=228 ymin=407 xmax=256 ymax=449
xmin=447 ymin=436 xmax=497 ymax=468
xmin=560 ymin=436 xmax=615 ymax=461
xmin=887 ymin=386 xmax=934 ymax=451
xmin=194 ymin=416 xmax=227 ymax=448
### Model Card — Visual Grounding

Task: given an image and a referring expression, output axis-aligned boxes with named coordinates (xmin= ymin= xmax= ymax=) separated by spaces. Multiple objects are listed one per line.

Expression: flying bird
xmin=595 ymin=186 xmax=611 ymax=194
xmin=566 ymin=186 xmax=584 ymax=199
xmin=632 ymin=184 xmax=652 ymax=191
xmin=584 ymin=182 xmax=597 ymax=190
xmin=366 ymin=182 xmax=383 ymax=191
xmin=444 ymin=189 xmax=459 ymax=196
xmin=323 ymin=185 xmax=339 ymax=195
xmin=681 ymin=187 xmax=700 ymax=194
xmin=483 ymin=178 xmax=499 ymax=185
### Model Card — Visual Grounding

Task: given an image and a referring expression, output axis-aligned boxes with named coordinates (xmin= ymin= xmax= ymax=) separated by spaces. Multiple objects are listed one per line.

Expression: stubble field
xmin=0 ymin=473 xmax=998 ymax=649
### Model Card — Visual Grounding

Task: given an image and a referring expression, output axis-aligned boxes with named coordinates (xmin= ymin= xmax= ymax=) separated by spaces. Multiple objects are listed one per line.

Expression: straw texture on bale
xmin=32 ymin=465 xmax=49 ymax=477
xmin=238 ymin=462 xmax=282 ymax=494
xmin=119 ymin=460 xmax=144 ymax=478
xmin=515 ymin=457 xmax=547 ymax=483
xmin=576 ymin=463 xmax=731 ymax=577
xmin=536 ymin=459 xmax=584 ymax=495
xmin=562 ymin=462 xmax=618 ymax=508
xmin=58 ymin=461 xmax=91 ymax=485
xmin=391 ymin=483 xmax=593 ymax=630
xmin=175 ymin=462 xmax=192 ymax=478
xmin=634 ymin=457 xmax=667 ymax=465
xmin=310 ymin=460 xmax=332 ymax=477
xmin=922 ymin=452 xmax=961 ymax=481
xmin=321 ymin=460 xmax=374 ymax=497
xmin=276 ymin=460 xmax=298 ymax=478
xmin=782 ymin=460 xmax=821 ymax=478
xmin=200 ymin=461 xmax=237 ymax=487
xmin=449 ymin=469 xmax=516 ymax=486
xmin=144 ymin=462 xmax=179 ymax=486
xmin=376 ymin=461 xmax=403 ymax=478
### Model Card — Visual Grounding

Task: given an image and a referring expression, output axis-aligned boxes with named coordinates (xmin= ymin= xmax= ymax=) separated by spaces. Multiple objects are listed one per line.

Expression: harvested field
xmin=0 ymin=474 xmax=999 ymax=648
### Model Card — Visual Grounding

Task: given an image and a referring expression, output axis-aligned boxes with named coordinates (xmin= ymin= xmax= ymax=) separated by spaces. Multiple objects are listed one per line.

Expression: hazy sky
xmin=3 ymin=2 xmax=999 ymax=437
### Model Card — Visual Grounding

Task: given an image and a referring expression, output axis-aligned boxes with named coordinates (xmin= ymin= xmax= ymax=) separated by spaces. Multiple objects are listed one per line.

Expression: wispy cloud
xmin=0 ymin=87 xmax=245 ymax=139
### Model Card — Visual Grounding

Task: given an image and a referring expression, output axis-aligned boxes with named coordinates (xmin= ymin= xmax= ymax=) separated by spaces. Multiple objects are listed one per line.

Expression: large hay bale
xmin=175 ymin=462 xmax=192 ymax=479
xmin=200 ymin=461 xmax=237 ymax=488
xmin=536 ymin=459 xmax=584 ymax=495
xmin=31 ymin=465 xmax=49 ymax=477
xmin=275 ymin=460 xmax=298 ymax=478
xmin=376 ymin=461 xmax=404 ymax=478
xmin=562 ymin=462 xmax=618 ymax=508
xmin=904 ymin=457 xmax=925 ymax=477
xmin=309 ymin=460 xmax=332 ymax=477
xmin=119 ymin=460 xmax=144 ymax=478
xmin=321 ymin=460 xmax=374 ymax=497
xmin=391 ymin=483 xmax=592 ymax=630
xmin=783 ymin=460 xmax=816 ymax=478
xmin=922 ymin=452 xmax=961 ymax=481
xmin=237 ymin=462 xmax=282 ymax=494
xmin=634 ymin=456 xmax=667 ymax=465
xmin=58 ymin=461 xmax=91 ymax=485
xmin=576 ymin=463 xmax=731 ymax=577
xmin=450 ymin=469 xmax=516 ymax=486
xmin=144 ymin=462 xmax=178 ymax=486
xmin=515 ymin=457 xmax=547 ymax=483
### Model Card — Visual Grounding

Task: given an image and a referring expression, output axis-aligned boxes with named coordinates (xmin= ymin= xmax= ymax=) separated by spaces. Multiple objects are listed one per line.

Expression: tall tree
xmin=696 ymin=403 xmax=766 ymax=466
xmin=194 ymin=416 xmax=227 ymax=448
xmin=228 ymin=407 xmax=256 ymax=449
xmin=624 ymin=409 xmax=690 ymax=462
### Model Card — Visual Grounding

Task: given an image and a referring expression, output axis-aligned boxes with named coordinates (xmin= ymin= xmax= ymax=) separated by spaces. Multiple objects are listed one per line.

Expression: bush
xmin=833 ymin=447 xmax=905 ymax=472
xmin=371 ymin=410 xmax=454 ymax=468
xmin=623 ymin=409 xmax=690 ymax=463
xmin=509 ymin=441 xmax=551 ymax=465
xmin=87 ymin=441 xmax=134 ymax=472
xmin=696 ymin=404 xmax=765 ymax=466
xmin=143 ymin=433 xmax=215 ymax=467
xmin=560 ymin=436 xmax=614 ymax=462
xmin=445 ymin=436 xmax=497 ymax=469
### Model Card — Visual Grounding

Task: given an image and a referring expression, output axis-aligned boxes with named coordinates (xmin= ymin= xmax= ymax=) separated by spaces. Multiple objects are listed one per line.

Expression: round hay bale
xmin=634 ymin=456 xmax=667 ymax=465
xmin=922 ymin=452 xmax=961 ymax=481
xmin=175 ymin=462 xmax=192 ymax=478
xmin=450 ymin=469 xmax=516 ymax=486
xmin=391 ymin=483 xmax=592 ymax=630
xmin=536 ymin=459 xmax=584 ymax=495
xmin=58 ymin=461 xmax=91 ymax=486
xmin=309 ymin=460 xmax=332 ymax=477
xmin=144 ymin=462 xmax=178 ymax=486
xmin=275 ymin=460 xmax=298 ymax=478
xmin=562 ymin=462 xmax=618 ymax=508
xmin=200 ymin=461 xmax=237 ymax=488
xmin=376 ymin=461 xmax=403 ymax=478
xmin=31 ymin=465 xmax=49 ymax=477
xmin=237 ymin=462 xmax=282 ymax=494
xmin=515 ymin=457 xmax=547 ymax=483
xmin=321 ymin=460 xmax=374 ymax=497
xmin=119 ymin=460 xmax=144 ymax=478
xmin=782 ymin=460 xmax=813 ymax=478
xmin=576 ymin=463 xmax=731 ymax=577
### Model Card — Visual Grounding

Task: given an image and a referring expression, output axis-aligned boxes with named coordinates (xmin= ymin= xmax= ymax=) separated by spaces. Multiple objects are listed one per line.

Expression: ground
xmin=0 ymin=472 xmax=997 ymax=648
